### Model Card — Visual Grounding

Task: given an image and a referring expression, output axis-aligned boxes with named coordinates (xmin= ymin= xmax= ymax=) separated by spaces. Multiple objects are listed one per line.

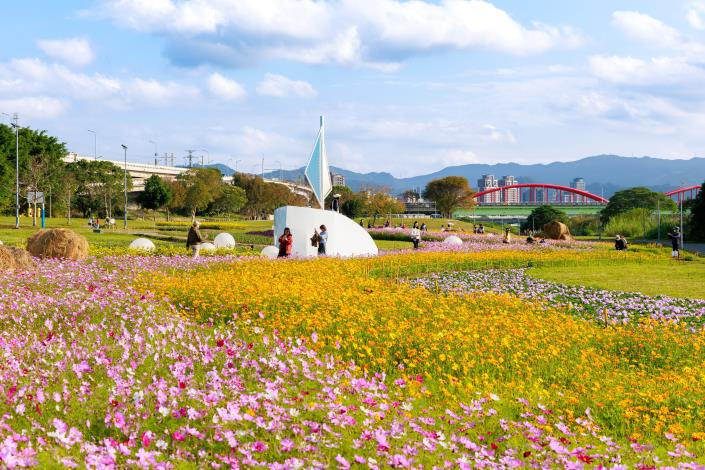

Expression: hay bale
xmin=26 ymin=228 xmax=89 ymax=260
xmin=542 ymin=220 xmax=572 ymax=241
xmin=0 ymin=246 xmax=16 ymax=270
xmin=8 ymin=247 xmax=35 ymax=270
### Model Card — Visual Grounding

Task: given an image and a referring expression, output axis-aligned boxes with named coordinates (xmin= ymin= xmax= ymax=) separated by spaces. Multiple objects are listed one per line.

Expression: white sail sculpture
xmin=304 ymin=116 xmax=333 ymax=209
xmin=269 ymin=116 xmax=378 ymax=258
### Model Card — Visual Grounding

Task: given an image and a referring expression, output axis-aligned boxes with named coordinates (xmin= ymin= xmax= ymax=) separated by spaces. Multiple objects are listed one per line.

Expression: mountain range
xmin=220 ymin=155 xmax=704 ymax=198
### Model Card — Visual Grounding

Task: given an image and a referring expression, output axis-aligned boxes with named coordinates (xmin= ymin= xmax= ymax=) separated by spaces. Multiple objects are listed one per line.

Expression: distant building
xmin=499 ymin=175 xmax=520 ymax=204
xmin=331 ymin=173 xmax=346 ymax=187
xmin=570 ymin=177 xmax=586 ymax=203
xmin=477 ymin=174 xmax=500 ymax=204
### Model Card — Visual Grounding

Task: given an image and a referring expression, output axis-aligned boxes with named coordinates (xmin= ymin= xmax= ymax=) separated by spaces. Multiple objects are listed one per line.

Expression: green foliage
xmin=0 ymin=123 xmax=67 ymax=214
xmin=207 ymin=185 xmax=247 ymax=216
xmin=521 ymin=205 xmax=568 ymax=232
xmin=603 ymin=208 xmax=680 ymax=239
xmin=422 ymin=176 xmax=475 ymax=218
xmin=362 ymin=192 xmax=405 ymax=223
xmin=138 ymin=175 xmax=172 ymax=212
xmin=231 ymin=173 xmax=307 ymax=218
xmin=177 ymin=168 xmax=224 ymax=219
xmin=69 ymin=159 xmax=132 ymax=217
xmin=600 ymin=187 xmax=676 ymax=223
xmin=568 ymin=215 xmax=600 ymax=236
xmin=688 ymin=182 xmax=705 ymax=241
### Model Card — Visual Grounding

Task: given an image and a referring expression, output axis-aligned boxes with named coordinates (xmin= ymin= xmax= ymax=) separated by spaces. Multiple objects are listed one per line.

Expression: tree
xmin=400 ymin=189 xmax=420 ymax=201
xmin=324 ymin=185 xmax=354 ymax=209
xmin=232 ymin=173 xmax=306 ymax=219
xmin=342 ymin=196 xmax=365 ymax=219
xmin=422 ymin=176 xmax=475 ymax=218
xmin=177 ymin=168 xmax=224 ymax=220
xmin=600 ymin=187 xmax=675 ymax=223
xmin=521 ymin=205 xmax=569 ymax=232
xmin=165 ymin=179 xmax=186 ymax=221
xmin=58 ymin=166 xmax=78 ymax=224
xmin=363 ymin=192 xmax=405 ymax=225
xmin=69 ymin=160 xmax=132 ymax=218
xmin=0 ymin=124 xmax=67 ymax=217
xmin=138 ymin=175 xmax=172 ymax=220
xmin=688 ymin=182 xmax=705 ymax=240
xmin=208 ymin=185 xmax=247 ymax=216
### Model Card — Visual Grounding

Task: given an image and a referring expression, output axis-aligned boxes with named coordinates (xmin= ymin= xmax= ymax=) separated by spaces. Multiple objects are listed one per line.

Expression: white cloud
xmin=686 ymin=2 xmax=705 ymax=30
xmin=0 ymin=57 xmax=199 ymax=116
xmin=37 ymin=37 xmax=95 ymax=66
xmin=589 ymin=55 xmax=705 ymax=86
xmin=612 ymin=11 xmax=682 ymax=49
xmin=96 ymin=0 xmax=584 ymax=69
xmin=256 ymin=73 xmax=316 ymax=98
xmin=0 ymin=96 xmax=66 ymax=119
xmin=207 ymin=73 xmax=246 ymax=100
xmin=483 ymin=124 xmax=516 ymax=144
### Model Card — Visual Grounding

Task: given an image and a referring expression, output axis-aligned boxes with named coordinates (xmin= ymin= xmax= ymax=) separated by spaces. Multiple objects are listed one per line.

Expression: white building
xmin=477 ymin=174 xmax=500 ymax=204
xmin=331 ymin=173 xmax=346 ymax=187
xmin=499 ymin=175 xmax=520 ymax=204
xmin=570 ymin=177 xmax=586 ymax=203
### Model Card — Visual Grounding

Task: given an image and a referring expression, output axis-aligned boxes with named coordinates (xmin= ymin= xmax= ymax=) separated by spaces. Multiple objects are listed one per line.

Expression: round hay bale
xmin=26 ymin=229 xmax=89 ymax=260
xmin=213 ymin=232 xmax=236 ymax=249
xmin=129 ymin=238 xmax=156 ymax=251
xmin=0 ymin=246 xmax=16 ymax=270
xmin=261 ymin=245 xmax=279 ymax=259
xmin=443 ymin=235 xmax=463 ymax=246
xmin=7 ymin=247 xmax=35 ymax=270
xmin=200 ymin=242 xmax=217 ymax=252
xmin=542 ymin=220 xmax=572 ymax=241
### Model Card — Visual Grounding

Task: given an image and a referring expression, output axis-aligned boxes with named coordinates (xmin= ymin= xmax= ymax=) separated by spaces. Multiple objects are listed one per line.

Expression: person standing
xmin=410 ymin=222 xmax=421 ymax=249
xmin=318 ymin=224 xmax=328 ymax=255
xmin=503 ymin=226 xmax=511 ymax=244
xmin=187 ymin=221 xmax=206 ymax=257
xmin=667 ymin=228 xmax=681 ymax=258
xmin=278 ymin=227 xmax=293 ymax=258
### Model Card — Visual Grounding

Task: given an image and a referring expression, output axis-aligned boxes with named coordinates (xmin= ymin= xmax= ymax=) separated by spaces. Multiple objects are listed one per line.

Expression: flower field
xmin=1 ymin=247 xmax=705 ymax=467
xmin=409 ymin=269 xmax=705 ymax=326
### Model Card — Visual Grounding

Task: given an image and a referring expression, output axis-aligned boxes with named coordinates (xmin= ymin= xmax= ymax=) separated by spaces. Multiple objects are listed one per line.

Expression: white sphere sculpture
xmin=443 ymin=235 xmax=463 ymax=246
xmin=129 ymin=238 xmax=156 ymax=251
xmin=213 ymin=232 xmax=236 ymax=249
xmin=200 ymin=242 xmax=217 ymax=252
xmin=261 ymin=245 xmax=279 ymax=259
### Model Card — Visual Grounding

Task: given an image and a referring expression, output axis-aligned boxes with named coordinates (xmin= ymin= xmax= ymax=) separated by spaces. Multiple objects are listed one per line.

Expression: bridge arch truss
xmin=472 ymin=183 xmax=609 ymax=206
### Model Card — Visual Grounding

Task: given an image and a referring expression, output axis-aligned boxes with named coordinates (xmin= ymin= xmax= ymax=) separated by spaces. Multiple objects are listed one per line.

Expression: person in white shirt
xmin=410 ymin=221 xmax=421 ymax=249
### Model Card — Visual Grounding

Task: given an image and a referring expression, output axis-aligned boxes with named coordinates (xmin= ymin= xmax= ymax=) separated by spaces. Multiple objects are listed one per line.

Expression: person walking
xmin=410 ymin=222 xmax=421 ymax=249
xmin=187 ymin=221 xmax=206 ymax=257
xmin=667 ymin=228 xmax=681 ymax=258
xmin=278 ymin=227 xmax=293 ymax=258
xmin=318 ymin=224 xmax=328 ymax=255
xmin=420 ymin=222 xmax=427 ymax=232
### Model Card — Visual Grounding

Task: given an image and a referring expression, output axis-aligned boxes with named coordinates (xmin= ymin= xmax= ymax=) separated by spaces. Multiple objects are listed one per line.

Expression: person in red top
xmin=277 ymin=227 xmax=293 ymax=258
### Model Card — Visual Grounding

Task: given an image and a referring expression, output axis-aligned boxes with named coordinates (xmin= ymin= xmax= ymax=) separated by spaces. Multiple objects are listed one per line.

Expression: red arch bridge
xmin=664 ymin=185 xmax=701 ymax=203
xmin=472 ymin=183 xmax=609 ymax=206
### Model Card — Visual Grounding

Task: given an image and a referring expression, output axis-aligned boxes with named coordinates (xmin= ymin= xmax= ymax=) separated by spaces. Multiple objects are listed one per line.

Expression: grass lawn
xmin=529 ymin=262 xmax=705 ymax=299
xmin=374 ymin=239 xmax=414 ymax=251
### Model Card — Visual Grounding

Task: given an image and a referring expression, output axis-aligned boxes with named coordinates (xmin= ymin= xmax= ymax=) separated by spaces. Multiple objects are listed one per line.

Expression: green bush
xmin=603 ymin=208 xmax=681 ymax=239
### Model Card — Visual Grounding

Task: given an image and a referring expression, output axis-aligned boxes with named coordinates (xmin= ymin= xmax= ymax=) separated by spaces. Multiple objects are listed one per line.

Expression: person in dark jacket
xmin=318 ymin=225 xmax=328 ymax=255
xmin=278 ymin=227 xmax=293 ymax=258
xmin=186 ymin=221 xmax=206 ymax=257
xmin=667 ymin=228 xmax=681 ymax=258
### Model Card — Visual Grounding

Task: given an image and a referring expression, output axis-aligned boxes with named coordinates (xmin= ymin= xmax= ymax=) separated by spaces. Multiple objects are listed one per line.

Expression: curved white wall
xmin=273 ymin=206 xmax=378 ymax=257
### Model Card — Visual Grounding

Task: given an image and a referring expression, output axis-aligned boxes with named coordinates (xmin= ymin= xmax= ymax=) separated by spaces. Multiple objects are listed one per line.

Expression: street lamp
xmin=88 ymin=129 xmax=97 ymax=160
xmin=3 ymin=112 xmax=20 ymax=228
xmin=121 ymin=144 xmax=128 ymax=229
xmin=149 ymin=140 xmax=158 ymax=166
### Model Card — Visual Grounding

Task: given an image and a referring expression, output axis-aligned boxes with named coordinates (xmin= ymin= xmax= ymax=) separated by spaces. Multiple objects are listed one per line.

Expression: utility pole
xmin=3 ymin=112 xmax=20 ymax=228
xmin=261 ymin=155 xmax=264 ymax=178
xmin=149 ymin=140 xmax=158 ymax=166
xmin=186 ymin=150 xmax=195 ymax=168
xmin=121 ymin=145 xmax=128 ymax=229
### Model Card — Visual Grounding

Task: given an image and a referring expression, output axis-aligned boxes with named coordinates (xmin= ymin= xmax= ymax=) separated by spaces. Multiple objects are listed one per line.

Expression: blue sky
xmin=1 ymin=0 xmax=705 ymax=177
